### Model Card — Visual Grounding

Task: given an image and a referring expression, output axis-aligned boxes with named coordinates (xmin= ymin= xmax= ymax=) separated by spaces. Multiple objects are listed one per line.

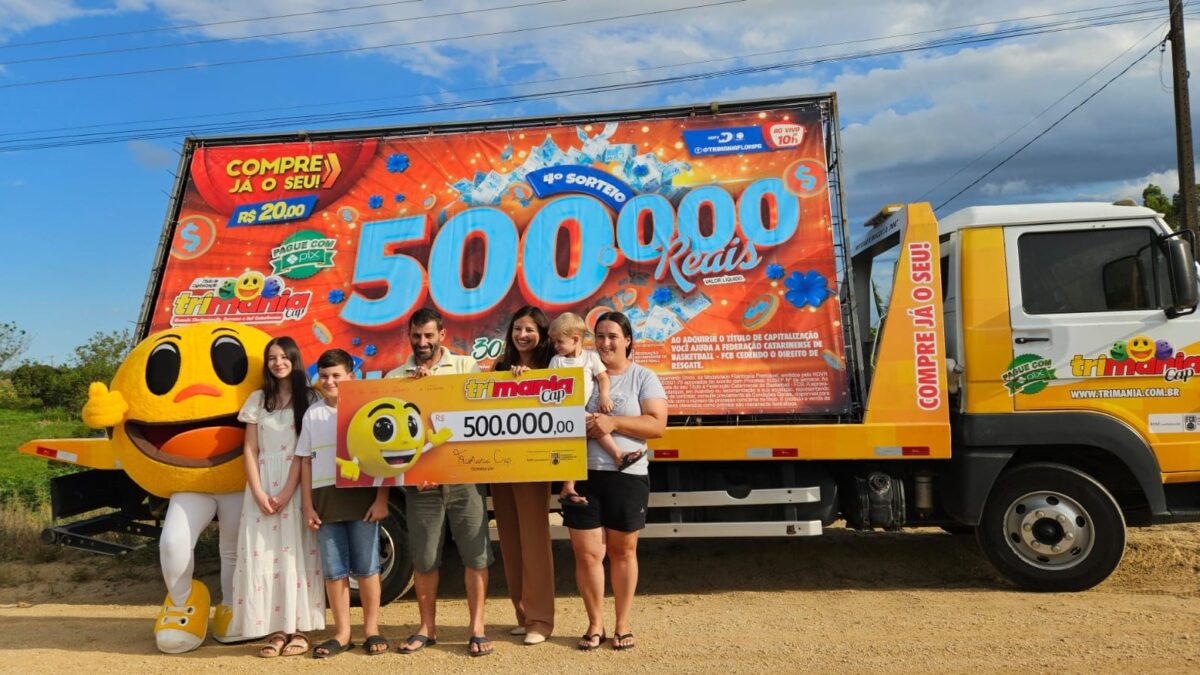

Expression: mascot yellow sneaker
xmin=154 ymin=578 xmax=210 ymax=654
xmin=211 ymin=603 xmax=243 ymax=644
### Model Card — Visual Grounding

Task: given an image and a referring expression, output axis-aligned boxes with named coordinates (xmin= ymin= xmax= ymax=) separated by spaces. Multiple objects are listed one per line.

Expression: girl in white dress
xmin=231 ymin=336 xmax=325 ymax=657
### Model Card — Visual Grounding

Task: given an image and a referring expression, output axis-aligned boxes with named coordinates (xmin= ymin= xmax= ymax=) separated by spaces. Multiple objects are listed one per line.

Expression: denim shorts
xmin=317 ymin=519 xmax=381 ymax=580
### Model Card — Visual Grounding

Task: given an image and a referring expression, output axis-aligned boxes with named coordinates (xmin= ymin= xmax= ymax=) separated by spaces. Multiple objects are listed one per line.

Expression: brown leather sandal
xmin=258 ymin=632 xmax=288 ymax=658
xmin=281 ymin=632 xmax=309 ymax=657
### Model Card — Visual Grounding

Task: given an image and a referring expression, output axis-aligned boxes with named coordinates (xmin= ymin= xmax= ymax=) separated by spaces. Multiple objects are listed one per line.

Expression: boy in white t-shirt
xmin=549 ymin=313 xmax=642 ymax=507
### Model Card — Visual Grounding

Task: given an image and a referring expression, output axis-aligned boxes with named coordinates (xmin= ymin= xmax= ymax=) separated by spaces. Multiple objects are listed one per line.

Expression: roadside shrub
xmin=0 ymin=501 xmax=59 ymax=563
xmin=8 ymin=363 xmax=78 ymax=410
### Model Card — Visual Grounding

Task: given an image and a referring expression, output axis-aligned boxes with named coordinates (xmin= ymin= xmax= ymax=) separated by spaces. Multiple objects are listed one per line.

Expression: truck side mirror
xmin=1163 ymin=231 xmax=1199 ymax=318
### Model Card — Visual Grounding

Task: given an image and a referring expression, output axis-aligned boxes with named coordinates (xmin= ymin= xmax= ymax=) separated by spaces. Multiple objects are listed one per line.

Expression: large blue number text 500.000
xmin=339 ymin=180 xmax=800 ymax=327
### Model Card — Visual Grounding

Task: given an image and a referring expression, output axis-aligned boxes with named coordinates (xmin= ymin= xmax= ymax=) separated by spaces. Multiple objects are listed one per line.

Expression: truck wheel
xmin=977 ymin=463 xmax=1125 ymax=592
xmin=350 ymin=500 xmax=414 ymax=606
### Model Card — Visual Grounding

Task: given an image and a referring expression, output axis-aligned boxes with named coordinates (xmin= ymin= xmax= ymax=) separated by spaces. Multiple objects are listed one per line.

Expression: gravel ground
xmin=1 ymin=522 xmax=1198 ymax=673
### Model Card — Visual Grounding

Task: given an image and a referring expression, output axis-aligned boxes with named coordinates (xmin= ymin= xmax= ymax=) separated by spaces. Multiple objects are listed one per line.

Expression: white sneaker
xmin=523 ymin=631 xmax=547 ymax=645
xmin=509 ymin=626 xmax=527 ymax=636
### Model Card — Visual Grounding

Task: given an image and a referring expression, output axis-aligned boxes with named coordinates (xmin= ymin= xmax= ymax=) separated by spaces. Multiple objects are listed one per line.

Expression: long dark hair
xmin=594 ymin=311 xmax=635 ymax=358
xmin=494 ymin=305 xmax=554 ymax=371
xmin=262 ymin=336 xmax=312 ymax=436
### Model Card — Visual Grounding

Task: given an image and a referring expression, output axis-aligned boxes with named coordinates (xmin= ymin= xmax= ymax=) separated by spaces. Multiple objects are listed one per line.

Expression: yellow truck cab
xmin=936 ymin=201 xmax=1200 ymax=589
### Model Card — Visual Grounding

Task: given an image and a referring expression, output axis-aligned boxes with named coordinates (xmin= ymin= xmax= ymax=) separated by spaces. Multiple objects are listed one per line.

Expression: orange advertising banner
xmin=154 ymin=106 xmax=847 ymax=415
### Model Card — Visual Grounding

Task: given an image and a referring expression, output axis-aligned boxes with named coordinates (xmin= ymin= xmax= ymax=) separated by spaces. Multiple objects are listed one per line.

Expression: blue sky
xmin=0 ymin=0 xmax=1193 ymax=363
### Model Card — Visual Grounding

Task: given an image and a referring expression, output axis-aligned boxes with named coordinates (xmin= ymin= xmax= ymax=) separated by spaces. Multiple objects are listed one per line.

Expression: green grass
xmin=0 ymin=407 xmax=172 ymax=565
xmin=0 ymin=407 xmax=92 ymax=506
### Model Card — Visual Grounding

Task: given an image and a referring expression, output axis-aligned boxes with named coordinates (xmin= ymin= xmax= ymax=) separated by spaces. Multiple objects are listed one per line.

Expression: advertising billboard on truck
xmin=153 ymin=104 xmax=848 ymax=415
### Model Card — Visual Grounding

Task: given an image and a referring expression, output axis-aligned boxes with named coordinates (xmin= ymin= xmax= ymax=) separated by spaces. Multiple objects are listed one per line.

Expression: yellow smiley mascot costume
xmin=82 ymin=322 xmax=271 ymax=654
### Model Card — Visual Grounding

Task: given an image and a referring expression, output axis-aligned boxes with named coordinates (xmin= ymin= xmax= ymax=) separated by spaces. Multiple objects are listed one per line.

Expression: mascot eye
xmin=211 ymin=335 xmax=248 ymax=385
xmin=145 ymin=342 xmax=181 ymax=396
xmin=373 ymin=416 xmax=396 ymax=443
xmin=407 ymin=411 xmax=423 ymax=440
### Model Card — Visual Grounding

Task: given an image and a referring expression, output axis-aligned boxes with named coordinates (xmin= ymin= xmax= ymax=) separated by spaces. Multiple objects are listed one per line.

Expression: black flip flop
xmin=397 ymin=634 xmax=436 ymax=654
xmin=617 ymin=450 xmax=644 ymax=472
xmin=612 ymin=632 xmax=635 ymax=651
xmin=312 ymin=638 xmax=354 ymax=659
xmin=558 ymin=493 xmax=589 ymax=508
xmin=467 ymin=635 xmax=493 ymax=657
xmin=363 ymin=635 xmax=389 ymax=656
xmin=577 ymin=632 xmax=606 ymax=651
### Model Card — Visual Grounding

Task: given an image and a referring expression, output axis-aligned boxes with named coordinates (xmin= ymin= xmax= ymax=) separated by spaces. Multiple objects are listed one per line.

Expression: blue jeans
xmin=317 ymin=520 xmax=381 ymax=580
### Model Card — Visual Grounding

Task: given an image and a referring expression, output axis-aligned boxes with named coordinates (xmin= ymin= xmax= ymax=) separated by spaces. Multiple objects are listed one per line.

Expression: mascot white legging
xmin=160 ymin=491 xmax=243 ymax=607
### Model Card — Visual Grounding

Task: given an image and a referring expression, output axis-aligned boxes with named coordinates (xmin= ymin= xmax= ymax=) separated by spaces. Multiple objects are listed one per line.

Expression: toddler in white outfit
xmin=549 ymin=312 xmax=642 ymax=507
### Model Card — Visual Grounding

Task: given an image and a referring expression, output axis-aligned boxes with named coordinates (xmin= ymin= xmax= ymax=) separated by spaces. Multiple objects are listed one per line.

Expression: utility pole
xmin=1170 ymin=0 xmax=1198 ymax=234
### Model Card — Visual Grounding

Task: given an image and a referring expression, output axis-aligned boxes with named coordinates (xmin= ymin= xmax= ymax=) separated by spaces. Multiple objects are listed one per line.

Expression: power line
xmin=1 ymin=0 xmax=1160 ymax=66
xmin=0 ymin=0 xmax=566 ymax=66
xmin=934 ymin=40 xmax=1165 ymax=212
xmin=0 ymin=1 xmax=1159 ymax=92
xmin=917 ymin=19 xmax=1169 ymax=201
xmin=0 ymin=10 xmax=1176 ymax=152
xmin=0 ymin=1 xmax=1165 ymax=141
xmin=0 ymin=2 xmax=1173 ymax=145
xmin=0 ymin=0 xmax=746 ymax=90
xmin=0 ymin=3 xmax=1180 ymax=151
xmin=0 ymin=0 xmax=426 ymax=50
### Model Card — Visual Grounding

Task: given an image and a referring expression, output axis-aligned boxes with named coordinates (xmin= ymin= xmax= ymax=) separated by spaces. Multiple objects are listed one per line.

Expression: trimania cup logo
xmin=463 ymin=375 xmax=575 ymax=405
xmin=1071 ymin=335 xmax=1197 ymax=384
xmin=169 ymin=269 xmax=312 ymax=326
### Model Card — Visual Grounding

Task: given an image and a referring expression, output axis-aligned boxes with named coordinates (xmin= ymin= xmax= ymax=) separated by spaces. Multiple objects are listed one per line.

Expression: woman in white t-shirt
xmin=549 ymin=312 xmax=645 ymax=509
xmin=561 ymin=311 xmax=667 ymax=652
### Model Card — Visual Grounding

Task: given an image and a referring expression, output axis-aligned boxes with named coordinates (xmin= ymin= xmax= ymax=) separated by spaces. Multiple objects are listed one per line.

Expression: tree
xmin=8 ymin=362 xmax=74 ymax=409
xmin=1143 ymin=182 xmax=1200 ymax=229
xmin=61 ymin=329 xmax=136 ymax=410
xmin=0 ymin=328 xmax=136 ymax=411
xmin=0 ymin=321 xmax=30 ymax=370
xmin=1143 ymin=184 xmax=1177 ymax=227
xmin=70 ymin=328 xmax=135 ymax=384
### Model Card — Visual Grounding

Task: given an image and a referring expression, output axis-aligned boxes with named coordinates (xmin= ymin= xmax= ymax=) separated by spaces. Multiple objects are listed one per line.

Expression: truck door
xmin=1003 ymin=219 xmax=1200 ymax=470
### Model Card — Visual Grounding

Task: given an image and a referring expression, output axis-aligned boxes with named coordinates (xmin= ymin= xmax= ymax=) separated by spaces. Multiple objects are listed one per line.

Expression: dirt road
xmin=1 ymin=523 xmax=1198 ymax=673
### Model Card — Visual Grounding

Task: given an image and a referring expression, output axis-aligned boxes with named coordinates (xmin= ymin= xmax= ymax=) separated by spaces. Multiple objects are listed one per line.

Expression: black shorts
xmin=562 ymin=470 xmax=650 ymax=533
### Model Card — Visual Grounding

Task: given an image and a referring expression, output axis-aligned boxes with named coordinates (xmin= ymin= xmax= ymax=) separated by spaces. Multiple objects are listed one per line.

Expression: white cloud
xmin=1079 ymin=168 xmax=1180 ymax=204
xmin=981 ymin=179 xmax=1031 ymax=197
xmin=0 ymin=0 xmax=145 ymax=40
xmin=127 ymin=140 xmax=178 ymax=168
xmin=1 ymin=0 xmax=1195 ymax=223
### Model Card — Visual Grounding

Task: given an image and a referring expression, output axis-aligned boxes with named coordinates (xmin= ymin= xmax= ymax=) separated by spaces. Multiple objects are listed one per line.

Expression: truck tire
xmin=976 ymin=463 xmax=1125 ymax=592
xmin=350 ymin=500 xmax=414 ymax=606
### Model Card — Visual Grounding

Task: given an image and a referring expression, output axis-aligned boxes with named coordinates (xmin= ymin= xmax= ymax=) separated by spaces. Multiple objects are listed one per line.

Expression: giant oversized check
xmin=334 ymin=368 xmax=587 ymax=487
